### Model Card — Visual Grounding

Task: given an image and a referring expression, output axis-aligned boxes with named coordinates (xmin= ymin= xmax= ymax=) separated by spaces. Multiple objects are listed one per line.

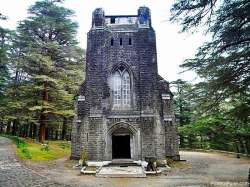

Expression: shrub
xmin=166 ymin=158 xmax=175 ymax=167
xmin=12 ymin=136 xmax=27 ymax=149
xmin=80 ymin=149 xmax=88 ymax=166
xmin=22 ymin=148 xmax=32 ymax=159
xmin=41 ymin=142 xmax=50 ymax=152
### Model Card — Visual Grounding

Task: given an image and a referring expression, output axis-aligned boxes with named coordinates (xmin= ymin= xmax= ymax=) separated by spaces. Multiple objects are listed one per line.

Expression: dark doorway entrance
xmin=112 ymin=135 xmax=131 ymax=159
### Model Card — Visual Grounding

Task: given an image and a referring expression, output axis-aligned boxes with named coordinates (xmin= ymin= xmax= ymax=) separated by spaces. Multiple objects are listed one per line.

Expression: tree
xmin=171 ymin=79 xmax=193 ymax=147
xmin=171 ymin=0 xmax=250 ymax=109
xmin=171 ymin=79 xmax=192 ymax=126
xmin=0 ymin=15 xmax=15 ymax=130
xmin=13 ymin=0 xmax=84 ymax=142
xmin=170 ymin=0 xmax=250 ymax=153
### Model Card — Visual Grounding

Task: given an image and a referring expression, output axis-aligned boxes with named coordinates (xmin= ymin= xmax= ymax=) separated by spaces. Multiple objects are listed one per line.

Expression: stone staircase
xmin=96 ymin=159 xmax=146 ymax=178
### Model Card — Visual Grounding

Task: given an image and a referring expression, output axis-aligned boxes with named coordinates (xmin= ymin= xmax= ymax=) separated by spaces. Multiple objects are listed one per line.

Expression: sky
xmin=0 ymin=0 xmax=206 ymax=82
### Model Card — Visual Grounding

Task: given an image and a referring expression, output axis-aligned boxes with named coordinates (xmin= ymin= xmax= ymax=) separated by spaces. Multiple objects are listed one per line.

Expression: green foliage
xmin=1 ymin=135 xmax=28 ymax=148
xmin=59 ymin=142 xmax=70 ymax=149
xmin=0 ymin=135 xmax=32 ymax=159
xmin=171 ymin=79 xmax=194 ymax=147
xmin=166 ymin=157 xmax=189 ymax=168
xmin=15 ymin=137 xmax=27 ymax=149
xmin=80 ymin=149 xmax=88 ymax=166
xmin=171 ymin=0 xmax=250 ymax=111
xmin=0 ymin=135 xmax=71 ymax=160
xmin=0 ymin=0 xmax=85 ymax=141
xmin=41 ymin=142 xmax=50 ymax=152
xmin=171 ymin=79 xmax=193 ymax=126
xmin=171 ymin=0 xmax=250 ymax=154
xmin=0 ymin=18 xmax=14 ymax=120
xmin=22 ymin=148 xmax=32 ymax=159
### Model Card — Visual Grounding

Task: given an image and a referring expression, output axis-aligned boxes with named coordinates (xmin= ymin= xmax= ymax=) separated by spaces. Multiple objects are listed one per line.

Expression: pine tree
xmin=170 ymin=0 xmax=250 ymax=153
xmin=171 ymin=79 xmax=193 ymax=147
xmin=170 ymin=0 xmax=250 ymax=108
xmin=0 ymin=15 xmax=15 ymax=128
xmin=15 ymin=0 xmax=84 ymax=142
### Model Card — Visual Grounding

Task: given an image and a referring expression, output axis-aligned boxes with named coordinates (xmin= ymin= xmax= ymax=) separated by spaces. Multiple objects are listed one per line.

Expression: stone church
xmin=71 ymin=7 xmax=180 ymax=162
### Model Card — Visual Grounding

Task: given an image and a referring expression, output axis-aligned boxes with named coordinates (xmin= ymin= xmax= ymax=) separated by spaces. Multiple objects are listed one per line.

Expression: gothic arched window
xmin=112 ymin=67 xmax=131 ymax=110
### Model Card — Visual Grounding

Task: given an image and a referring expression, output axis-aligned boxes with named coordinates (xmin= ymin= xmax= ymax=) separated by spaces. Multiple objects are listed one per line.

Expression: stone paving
xmin=0 ymin=137 xmax=70 ymax=187
xmin=96 ymin=166 xmax=146 ymax=178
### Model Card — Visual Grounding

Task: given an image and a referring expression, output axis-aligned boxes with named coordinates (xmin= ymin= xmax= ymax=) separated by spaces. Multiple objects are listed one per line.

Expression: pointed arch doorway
xmin=106 ymin=122 xmax=140 ymax=161
xmin=112 ymin=127 xmax=131 ymax=159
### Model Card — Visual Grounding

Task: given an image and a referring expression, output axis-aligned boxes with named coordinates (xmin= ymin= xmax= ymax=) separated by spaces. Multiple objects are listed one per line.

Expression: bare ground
xmin=23 ymin=148 xmax=250 ymax=187
xmin=1 ymin=136 xmax=250 ymax=187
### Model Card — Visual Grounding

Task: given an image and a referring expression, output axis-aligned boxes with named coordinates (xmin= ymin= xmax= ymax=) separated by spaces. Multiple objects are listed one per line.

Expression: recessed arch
xmin=110 ymin=62 xmax=133 ymax=76
xmin=107 ymin=122 xmax=138 ymax=159
xmin=107 ymin=122 xmax=137 ymax=136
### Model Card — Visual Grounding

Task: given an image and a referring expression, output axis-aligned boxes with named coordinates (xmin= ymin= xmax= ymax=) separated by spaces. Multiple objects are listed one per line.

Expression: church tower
xmin=71 ymin=7 xmax=180 ymax=161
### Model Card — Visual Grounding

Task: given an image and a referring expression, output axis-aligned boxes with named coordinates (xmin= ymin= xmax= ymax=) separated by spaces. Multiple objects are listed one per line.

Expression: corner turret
xmin=92 ymin=8 xmax=105 ymax=28
xmin=138 ymin=6 xmax=151 ymax=28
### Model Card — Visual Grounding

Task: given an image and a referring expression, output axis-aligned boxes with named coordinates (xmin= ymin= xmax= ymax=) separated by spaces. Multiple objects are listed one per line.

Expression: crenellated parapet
xmin=91 ymin=6 xmax=152 ymax=30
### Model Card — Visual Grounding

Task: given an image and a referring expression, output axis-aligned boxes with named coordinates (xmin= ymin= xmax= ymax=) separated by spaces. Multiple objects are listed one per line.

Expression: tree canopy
xmin=0 ymin=0 xmax=85 ymax=142
xmin=171 ymin=0 xmax=250 ymax=154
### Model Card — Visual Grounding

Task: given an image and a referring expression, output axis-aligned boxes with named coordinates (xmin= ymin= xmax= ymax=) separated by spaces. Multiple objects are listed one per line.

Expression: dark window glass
xmin=120 ymin=38 xmax=122 ymax=45
xmin=111 ymin=17 xmax=115 ymax=24
xmin=129 ymin=38 xmax=132 ymax=45
xmin=111 ymin=38 xmax=114 ymax=46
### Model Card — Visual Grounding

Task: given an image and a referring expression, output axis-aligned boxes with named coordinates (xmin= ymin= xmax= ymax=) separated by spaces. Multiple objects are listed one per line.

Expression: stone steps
xmin=96 ymin=165 xmax=146 ymax=178
xmin=108 ymin=159 xmax=140 ymax=167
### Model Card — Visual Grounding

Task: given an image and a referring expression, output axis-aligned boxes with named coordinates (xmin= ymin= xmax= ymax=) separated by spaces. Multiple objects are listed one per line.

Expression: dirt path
xmin=0 ymin=136 xmax=69 ymax=187
xmin=1 ymin=136 xmax=250 ymax=187
xmin=26 ymin=150 xmax=250 ymax=187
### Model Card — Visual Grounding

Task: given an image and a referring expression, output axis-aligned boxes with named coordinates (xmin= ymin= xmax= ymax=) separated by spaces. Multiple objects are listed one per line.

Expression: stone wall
xmin=71 ymin=6 xmax=180 ymax=161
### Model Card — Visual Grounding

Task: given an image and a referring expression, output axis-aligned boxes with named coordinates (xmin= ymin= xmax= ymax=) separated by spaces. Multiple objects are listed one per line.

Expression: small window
xmin=120 ymin=38 xmax=122 ymax=45
xmin=129 ymin=38 xmax=132 ymax=45
xmin=111 ymin=17 xmax=115 ymax=24
xmin=111 ymin=38 xmax=114 ymax=46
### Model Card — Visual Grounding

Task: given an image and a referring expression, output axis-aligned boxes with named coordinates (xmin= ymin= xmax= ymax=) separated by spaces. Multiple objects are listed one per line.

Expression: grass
xmin=1 ymin=134 xmax=71 ymax=161
xmin=166 ymin=158 xmax=191 ymax=169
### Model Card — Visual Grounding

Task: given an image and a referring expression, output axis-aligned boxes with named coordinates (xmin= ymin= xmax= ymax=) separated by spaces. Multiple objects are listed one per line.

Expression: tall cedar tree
xmin=170 ymin=0 xmax=250 ymax=112
xmin=0 ymin=15 xmax=14 ymax=124
xmin=16 ymin=0 xmax=84 ymax=142
xmin=171 ymin=79 xmax=193 ymax=147
xmin=170 ymin=0 xmax=250 ymax=152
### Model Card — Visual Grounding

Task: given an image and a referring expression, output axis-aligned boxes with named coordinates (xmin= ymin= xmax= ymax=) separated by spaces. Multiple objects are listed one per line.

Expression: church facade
xmin=71 ymin=7 xmax=180 ymax=161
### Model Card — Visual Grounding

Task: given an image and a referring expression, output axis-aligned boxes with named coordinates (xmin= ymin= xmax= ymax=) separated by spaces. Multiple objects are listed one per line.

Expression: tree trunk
xmin=29 ymin=124 xmax=33 ymax=138
xmin=235 ymin=139 xmax=241 ymax=158
xmin=39 ymin=80 xmax=48 ymax=143
xmin=12 ymin=119 xmax=17 ymax=136
xmin=240 ymin=137 xmax=249 ymax=155
xmin=246 ymin=138 xmax=250 ymax=156
xmin=35 ymin=124 xmax=39 ymax=140
xmin=62 ymin=117 xmax=67 ymax=140
xmin=25 ymin=123 xmax=29 ymax=137
xmin=6 ymin=121 xmax=11 ymax=134
xmin=39 ymin=123 xmax=46 ymax=143
xmin=55 ymin=130 xmax=59 ymax=140
xmin=45 ymin=127 xmax=49 ymax=140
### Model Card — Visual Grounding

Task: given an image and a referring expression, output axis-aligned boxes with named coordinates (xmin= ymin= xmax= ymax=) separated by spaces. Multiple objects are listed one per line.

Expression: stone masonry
xmin=71 ymin=7 xmax=180 ymax=162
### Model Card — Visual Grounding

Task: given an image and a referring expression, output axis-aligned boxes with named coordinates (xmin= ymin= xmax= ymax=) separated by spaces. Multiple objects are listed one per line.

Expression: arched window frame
xmin=111 ymin=66 xmax=132 ymax=110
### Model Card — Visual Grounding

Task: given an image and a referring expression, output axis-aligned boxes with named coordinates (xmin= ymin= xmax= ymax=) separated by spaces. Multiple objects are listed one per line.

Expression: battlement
xmin=92 ymin=7 xmax=151 ymax=29
xmin=105 ymin=15 xmax=138 ymax=25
